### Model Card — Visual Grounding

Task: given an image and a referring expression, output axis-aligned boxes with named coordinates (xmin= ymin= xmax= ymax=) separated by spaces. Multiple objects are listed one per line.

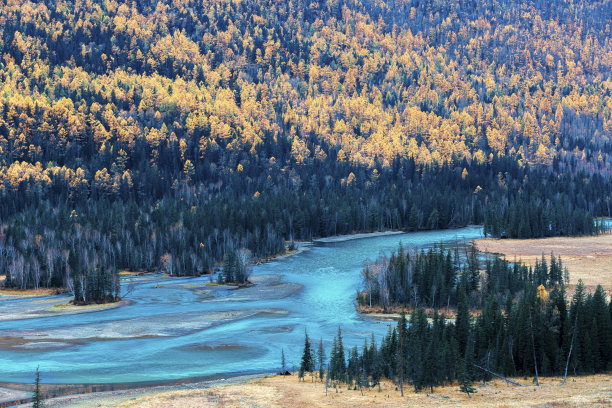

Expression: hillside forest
xmin=0 ymin=0 xmax=611 ymax=298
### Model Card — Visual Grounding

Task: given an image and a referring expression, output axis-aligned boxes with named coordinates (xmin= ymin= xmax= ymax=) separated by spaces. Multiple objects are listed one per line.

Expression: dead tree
xmin=561 ymin=313 xmax=578 ymax=386
xmin=472 ymin=364 xmax=526 ymax=387
xmin=529 ymin=312 xmax=539 ymax=386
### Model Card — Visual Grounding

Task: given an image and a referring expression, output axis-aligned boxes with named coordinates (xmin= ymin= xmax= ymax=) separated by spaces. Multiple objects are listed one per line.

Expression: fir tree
xmin=328 ymin=328 xmax=347 ymax=382
xmin=299 ymin=330 xmax=314 ymax=381
xmin=318 ymin=339 xmax=326 ymax=381
xmin=397 ymin=312 xmax=408 ymax=396
xmin=455 ymin=286 xmax=471 ymax=354
xmin=32 ymin=366 xmax=44 ymax=408
xmin=281 ymin=348 xmax=286 ymax=372
xmin=457 ymin=357 xmax=476 ymax=398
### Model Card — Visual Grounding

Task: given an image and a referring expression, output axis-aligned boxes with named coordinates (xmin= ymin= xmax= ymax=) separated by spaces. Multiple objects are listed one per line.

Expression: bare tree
xmin=561 ymin=313 xmax=578 ymax=386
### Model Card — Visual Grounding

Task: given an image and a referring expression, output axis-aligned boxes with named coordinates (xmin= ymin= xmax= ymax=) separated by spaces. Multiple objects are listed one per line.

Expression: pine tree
xmin=457 ymin=357 xmax=476 ymax=398
xmin=281 ymin=348 xmax=286 ymax=372
xmin=32 ymin=366 xmax=44 ymax=408
xmin=397 ymin=312 xmax=407 ymax=395
xmin=318 ymin=339 xmax=326 ymax=381
xmin=299 ymin=330 xmax=314 ymax=381
xmin=335 ymin=327 xmax=346 ymax=380
xmin=455 ymin=286 xmax=471 ymax=354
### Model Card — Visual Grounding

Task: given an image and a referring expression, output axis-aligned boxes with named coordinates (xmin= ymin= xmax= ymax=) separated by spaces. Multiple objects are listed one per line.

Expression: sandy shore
xmin=24 ymin=373 xmax=611 ymax=408
xmin=474 ymin=233 xmax=612 ymax=294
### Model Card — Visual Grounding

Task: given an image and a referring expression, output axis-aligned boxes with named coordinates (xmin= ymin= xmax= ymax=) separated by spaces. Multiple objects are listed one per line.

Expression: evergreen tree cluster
xmin=484 ymin=195 xmax=608 ymax=238
xmin=221 ymin=247 xmax=251 ymax=284
xmin=313 ymin=281 xmax=612 ymax=395
xmin=359 ymin=242 xmax=570 ymax=312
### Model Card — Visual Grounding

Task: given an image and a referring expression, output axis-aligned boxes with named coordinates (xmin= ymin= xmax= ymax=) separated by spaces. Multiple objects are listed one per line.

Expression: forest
xmin=299 ymin=242 xmax=612 ymax=394
xmin=303 ymin=283 xmax=612 ymax=394
xmin=359 ymin=243 xmax=569 ymax=311
xmin=0 ymin=0 xmax=611 ymax=299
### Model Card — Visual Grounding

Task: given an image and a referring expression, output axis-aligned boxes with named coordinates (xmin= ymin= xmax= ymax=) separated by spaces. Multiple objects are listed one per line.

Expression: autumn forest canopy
xmin=0 ymin=0 xmax=611 ymax=293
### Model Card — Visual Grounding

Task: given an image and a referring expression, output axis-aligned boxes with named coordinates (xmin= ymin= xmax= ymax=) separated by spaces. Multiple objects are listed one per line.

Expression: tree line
xmin=484 ymin=194 xmax=609 ymax=238
xmin=1 ymin=156 xmax=609 ymax=298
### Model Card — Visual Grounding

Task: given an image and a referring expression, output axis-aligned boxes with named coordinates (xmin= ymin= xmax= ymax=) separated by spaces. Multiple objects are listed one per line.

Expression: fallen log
xmin=472 ymin=364 xmax=526 ymax=387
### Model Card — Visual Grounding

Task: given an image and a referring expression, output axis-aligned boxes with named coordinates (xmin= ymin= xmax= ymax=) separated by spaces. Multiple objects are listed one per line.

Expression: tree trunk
xmin=529 ymin=313 xmax=539 ymax=386
xmin=472 ymin=364 xmax=526 ymax=387
xmin=561 ymin=314 xmax=578 ymax=386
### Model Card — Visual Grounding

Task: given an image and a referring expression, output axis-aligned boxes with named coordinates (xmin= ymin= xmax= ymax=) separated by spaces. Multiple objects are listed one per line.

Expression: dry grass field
xmin=105 ymin=374 xmax=611 ymax=408
xmin=474 ymin=234 xmax=612 ymax=295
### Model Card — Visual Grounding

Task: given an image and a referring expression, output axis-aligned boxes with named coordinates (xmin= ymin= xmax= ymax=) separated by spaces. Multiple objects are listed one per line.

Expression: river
xmin=0 ymin=227 xmax=483 ymax=384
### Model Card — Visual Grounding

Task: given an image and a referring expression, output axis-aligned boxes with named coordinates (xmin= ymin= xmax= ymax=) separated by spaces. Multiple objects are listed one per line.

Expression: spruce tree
xmin=281 ymin=348 xmax=286 ymax=372
xmin=335 ymin=327 xmax=346 ymax=380
xmin=299 ymin=330 xmax=314 ymax=381
xmin=329 ymin=336 xmax=338 ymax=380
xmin=424 ymin=309 xmax=443 ymax=392
xmin=369 ymin=333 xmax=382 ymax=389
xmin=32 ymin=366 xmax=44 ymax=408
xmin=590 ymin=285 xmax=612 ymax=370
xmin=457 ymin=357 xmax=476 ymax=398
xmin=455 ymin=286 xmax=471 ymax=354
xmin=318 ymin=339 xmax=325 ymax=381
xmin=397 ymin=312 xmax=407 ymax=395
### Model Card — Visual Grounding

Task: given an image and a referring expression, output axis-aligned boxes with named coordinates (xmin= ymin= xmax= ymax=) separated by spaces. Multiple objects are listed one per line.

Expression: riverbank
xmin=314 ymin=230 xmax=404 ymax=243
xmin=358 ymin=307 xmax=459 ymax=324
xmin=44 ymin=300 xmax=127 ymax=313
xmin=0 ymin=288 xmax=65 ymax=298
xmin=0 ymin=230 xmax=422 ymax=303
xmin=19 ymin=373 xmax=611 ymax=408
xmin=474 ymin=233 xmax=612 ymax=294
xmin=263 ymin=241 xmax=312 ymax=262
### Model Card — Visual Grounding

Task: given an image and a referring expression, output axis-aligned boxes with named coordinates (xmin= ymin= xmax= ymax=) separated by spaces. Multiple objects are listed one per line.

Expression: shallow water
xmin=0 ymin=227 xmax=483 ymax=384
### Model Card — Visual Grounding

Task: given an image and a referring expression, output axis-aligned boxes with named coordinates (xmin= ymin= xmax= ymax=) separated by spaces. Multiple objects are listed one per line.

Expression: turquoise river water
xmin=0 ymin=227 xmax=484 ymax=384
